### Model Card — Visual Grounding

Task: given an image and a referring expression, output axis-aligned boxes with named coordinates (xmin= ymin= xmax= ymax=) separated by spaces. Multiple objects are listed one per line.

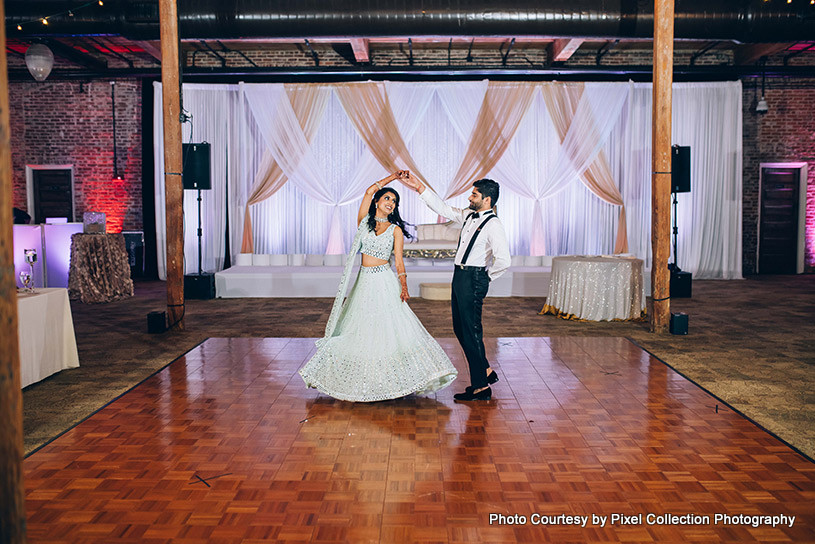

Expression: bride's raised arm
xmin=357 ymin=171 xmax=408 ymax=224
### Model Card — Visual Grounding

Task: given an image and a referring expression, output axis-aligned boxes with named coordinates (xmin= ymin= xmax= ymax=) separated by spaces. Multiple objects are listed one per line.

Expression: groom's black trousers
xmin=451 ymin=266 xmax=491 ymax=389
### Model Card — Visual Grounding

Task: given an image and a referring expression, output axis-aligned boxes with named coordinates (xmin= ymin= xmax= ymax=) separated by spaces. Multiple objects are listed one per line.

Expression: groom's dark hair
xmin=473 ymin=178 xmax=499 ymax=207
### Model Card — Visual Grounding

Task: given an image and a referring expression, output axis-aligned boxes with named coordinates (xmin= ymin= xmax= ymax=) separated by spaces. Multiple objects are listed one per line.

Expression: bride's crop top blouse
xmin=360 ymin=221 xmax=395 ymax=261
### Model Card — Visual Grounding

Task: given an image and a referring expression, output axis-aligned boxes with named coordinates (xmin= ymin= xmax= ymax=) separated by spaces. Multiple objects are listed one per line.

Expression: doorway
xmin=758 ymin=163 xmax=808 ymax=274
xmin=26 ymin=165 xmax=75 ymax=224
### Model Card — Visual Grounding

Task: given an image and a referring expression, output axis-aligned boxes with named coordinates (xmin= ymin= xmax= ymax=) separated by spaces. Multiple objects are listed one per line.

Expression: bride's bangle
xmin=374 ymin=181 xmax=383 ymax=191
xmin=397 ymin=272 xmax=406 ymax=278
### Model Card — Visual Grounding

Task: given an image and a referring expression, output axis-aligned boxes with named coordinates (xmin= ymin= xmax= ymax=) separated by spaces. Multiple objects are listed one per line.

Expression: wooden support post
xmin=650 ymin=0 xmax=674 ymax=333
xmin=160 ymin=0 xmax=185 ymax=330
xmin=0 ymin=1 xmax=27 ymax=541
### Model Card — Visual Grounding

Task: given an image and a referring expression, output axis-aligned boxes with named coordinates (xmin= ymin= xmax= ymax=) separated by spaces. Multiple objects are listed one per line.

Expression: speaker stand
xmin=669 ymin=190 xmax=692 ymax=298
xmin=184 ymin=188 xmax=215 ymax=300
xmin=197 ymin=189 xmax=203 ymax=275
xmin=671 ymin=190 xmax=679 ymax=272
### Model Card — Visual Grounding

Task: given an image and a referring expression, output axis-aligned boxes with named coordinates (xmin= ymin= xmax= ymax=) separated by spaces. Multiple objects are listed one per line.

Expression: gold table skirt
xmin=68 ymin=233 xmax=134 ymax=304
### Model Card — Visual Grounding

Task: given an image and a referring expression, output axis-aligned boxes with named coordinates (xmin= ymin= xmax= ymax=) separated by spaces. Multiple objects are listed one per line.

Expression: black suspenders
xmin=460 ymin=214 xmax=496 ymax=265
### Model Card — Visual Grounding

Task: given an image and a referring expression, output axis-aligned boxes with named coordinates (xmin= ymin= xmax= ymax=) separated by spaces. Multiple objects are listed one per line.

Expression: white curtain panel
xmin=604 ymin=82 xmax=743 ymax=279
xmin=250 ymin=90 xmax=389 ymax=255
xmin=241 ymin=83 xmax=334 ymax=204
xmin=241 ymin=83 xmax=350 ymax=252
xmin=380 ymin=82 xmax=442 ymax=228
xmin=434 ymin=80 xmax=490 ymax=203
xmin=324 ymin=82 xmax=438 ymax=244
xmin=153 ymin=80 xmax=743 ymax=279
xmin=153 ymin=83 xmax=240 ymax=279
xmin=392 ymin=82 xmax=485 ymax=226
xmin=672 ymin=82 xmax=743 ymax=279
xmin=314 ymin=90 xmax=389 ymax=253
xmin=607 ymin=84 xmax=653 ymax=267
xmin=492 ymin=83 xmax=628 ymax=255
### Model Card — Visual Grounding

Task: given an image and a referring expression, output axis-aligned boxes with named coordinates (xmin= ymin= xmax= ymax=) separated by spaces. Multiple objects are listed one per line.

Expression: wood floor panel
xmin=24 ymin=337 xmax=815 ymax=543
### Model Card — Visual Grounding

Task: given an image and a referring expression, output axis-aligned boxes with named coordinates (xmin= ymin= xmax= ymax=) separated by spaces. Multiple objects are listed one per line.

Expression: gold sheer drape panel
xmin=241 ymin=84 xmax=330 ymax=253
xmin=239 ymin=81 xmax=629 ymax=255
xmin=540 ymin=82 xmax=629 ymax=253
xmin=334 ymin=82 xmax=431 ymax=189
xmin=445 ymin=81 xmax=537 ymax=199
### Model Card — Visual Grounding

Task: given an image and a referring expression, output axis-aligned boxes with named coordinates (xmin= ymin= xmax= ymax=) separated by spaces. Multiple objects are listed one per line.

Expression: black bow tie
xmin=471 ymin=212 xmax=480 ymax=219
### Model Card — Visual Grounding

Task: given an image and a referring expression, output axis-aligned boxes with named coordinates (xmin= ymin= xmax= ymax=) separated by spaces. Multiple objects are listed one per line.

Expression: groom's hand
xmin=402 ymin=173 xmax=425 ymax=194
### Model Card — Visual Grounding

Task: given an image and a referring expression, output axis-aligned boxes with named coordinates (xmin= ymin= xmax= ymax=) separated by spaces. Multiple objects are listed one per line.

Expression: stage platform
xmin=215 ymin=264 xmax=552 ymax=298
xmin=23 ymin=337 xmax=814 ymax=543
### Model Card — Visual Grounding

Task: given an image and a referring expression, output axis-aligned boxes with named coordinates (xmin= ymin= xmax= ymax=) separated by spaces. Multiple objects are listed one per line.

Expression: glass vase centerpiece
xmin=19 ymin=270 xmax=32 ymax=292
xmin=21 ymin=248 xmax=37 ymax=292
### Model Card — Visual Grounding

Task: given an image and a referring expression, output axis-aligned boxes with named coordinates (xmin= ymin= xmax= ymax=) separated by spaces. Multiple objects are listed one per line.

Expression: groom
xmin=403 ymin=175 xmax=510 ymax=401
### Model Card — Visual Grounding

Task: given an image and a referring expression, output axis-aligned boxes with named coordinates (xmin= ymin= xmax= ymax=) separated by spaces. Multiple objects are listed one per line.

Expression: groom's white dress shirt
xmin=420 ymin=188 xmax=511 ymax=282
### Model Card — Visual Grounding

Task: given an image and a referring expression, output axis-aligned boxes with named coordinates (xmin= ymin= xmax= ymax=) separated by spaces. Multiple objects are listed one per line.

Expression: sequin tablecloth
xmin=540 ymin=255 xmax=645 ymax=321
xmin=68 ymin=233 xmax=134 ymax=304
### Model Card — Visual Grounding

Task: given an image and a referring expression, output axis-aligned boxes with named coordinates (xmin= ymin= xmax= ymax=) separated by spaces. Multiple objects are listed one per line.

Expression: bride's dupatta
xmin=317 ymin=220 xmax=366 ymax=347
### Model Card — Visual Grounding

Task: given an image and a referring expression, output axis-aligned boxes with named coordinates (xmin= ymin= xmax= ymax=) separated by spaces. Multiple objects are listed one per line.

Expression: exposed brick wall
xmin=9 ymin=79 xmax=143 ymax=233
xmin=742 ymin=77 xmax=815 ymax=274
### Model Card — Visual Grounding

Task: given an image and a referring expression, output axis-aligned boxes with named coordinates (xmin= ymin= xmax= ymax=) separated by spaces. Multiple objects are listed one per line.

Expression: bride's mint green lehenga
xmin=299 ymin=217 xmax=457 ymax=402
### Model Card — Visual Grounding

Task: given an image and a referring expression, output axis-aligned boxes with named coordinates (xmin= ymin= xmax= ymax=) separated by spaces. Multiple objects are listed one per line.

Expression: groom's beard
xmin=468 ymin=202 xmax=482 ymax=211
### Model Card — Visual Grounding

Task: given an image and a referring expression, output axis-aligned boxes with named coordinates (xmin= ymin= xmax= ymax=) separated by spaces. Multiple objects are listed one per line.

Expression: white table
xmin=17 ymin=288 xmax=80 ymax=388
xmin=541 ymin=255 xmax=645 ymax=321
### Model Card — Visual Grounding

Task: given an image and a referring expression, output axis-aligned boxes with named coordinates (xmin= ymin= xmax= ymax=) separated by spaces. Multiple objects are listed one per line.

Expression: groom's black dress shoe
xmin=454 ymin=387 xmax=492 ymax=401
xmin=463 ymin=371 xmax=499 ymax=394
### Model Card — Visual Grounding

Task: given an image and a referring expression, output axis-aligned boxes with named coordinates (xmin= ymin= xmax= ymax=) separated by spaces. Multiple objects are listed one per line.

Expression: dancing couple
xmin=298 ymin=171 xmax=510 ymax=402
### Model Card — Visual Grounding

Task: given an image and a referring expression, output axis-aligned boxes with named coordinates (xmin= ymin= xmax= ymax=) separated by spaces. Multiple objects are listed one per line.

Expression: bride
xmin=299 ymin=170 xmax=457 ymax=402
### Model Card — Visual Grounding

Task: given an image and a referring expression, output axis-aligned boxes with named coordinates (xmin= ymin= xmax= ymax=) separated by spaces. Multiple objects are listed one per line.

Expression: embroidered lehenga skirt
xmin=299 ymin=264 xmax=457 ymax=402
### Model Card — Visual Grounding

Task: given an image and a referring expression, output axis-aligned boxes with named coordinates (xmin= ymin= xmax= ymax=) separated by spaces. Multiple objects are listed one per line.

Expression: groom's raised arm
xmin=405 ymin=176 xmax=468 ymax=225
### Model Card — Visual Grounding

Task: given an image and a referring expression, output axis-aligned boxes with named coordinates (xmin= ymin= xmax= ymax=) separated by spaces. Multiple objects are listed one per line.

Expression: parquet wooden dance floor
xmin=24 ymin=337 xmax=815 ymax=543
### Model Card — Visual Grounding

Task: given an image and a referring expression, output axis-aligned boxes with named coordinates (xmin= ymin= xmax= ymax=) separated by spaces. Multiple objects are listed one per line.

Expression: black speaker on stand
xmin=147 ymin=310 xmax=167 ymax=334
xmin=670 ymin=145 xmax=692 ymax=299
xmin=182 ymin=142 xmax=215 ymax=300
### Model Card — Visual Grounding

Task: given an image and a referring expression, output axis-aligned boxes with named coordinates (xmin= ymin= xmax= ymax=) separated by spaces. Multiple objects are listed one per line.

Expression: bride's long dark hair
xmin=367 ymin=187 xmax=413 ymax=240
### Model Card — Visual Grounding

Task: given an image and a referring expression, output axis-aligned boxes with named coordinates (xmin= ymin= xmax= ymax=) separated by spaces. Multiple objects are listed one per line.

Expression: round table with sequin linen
xmin=540 ymin=255 xmax=645 ymax=321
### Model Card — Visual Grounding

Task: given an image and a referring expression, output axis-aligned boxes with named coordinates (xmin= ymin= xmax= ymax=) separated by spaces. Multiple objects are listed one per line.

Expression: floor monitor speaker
xmin=185 ymin=273 xmax=216 ymax=300
xmin=670 ymin=312 xmax=688 ymax=335
xmin=670 ymin=268 xmax=693 ymax=298
xmin=147 ymin=311 xmax=167 ymax=334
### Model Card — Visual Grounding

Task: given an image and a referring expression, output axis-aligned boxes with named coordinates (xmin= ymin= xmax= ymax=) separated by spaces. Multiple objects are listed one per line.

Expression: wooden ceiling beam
xmin=734 ymin=43 xmax=793 ymax=65
xmin=48 ymin=38 xmax=108 ymax=71
xmin=206 ymin=36 xmax=555 ymax=48
xmin=548 ymin=38 xmax=584 ymax=61
xmin=134 ymin=40 xmax=162 ymax=61
xmin=349 ymin=38 xmax=369 ymax=62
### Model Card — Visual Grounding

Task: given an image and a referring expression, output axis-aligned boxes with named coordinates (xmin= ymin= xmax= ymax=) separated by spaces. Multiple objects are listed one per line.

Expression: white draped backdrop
xmin=153 ymin=80 xmax=742 ymax=281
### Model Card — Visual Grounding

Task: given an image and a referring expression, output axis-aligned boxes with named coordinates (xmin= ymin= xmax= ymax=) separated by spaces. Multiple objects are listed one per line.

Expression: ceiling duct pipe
xmin=7 ymin=0 xmax=815 ymax=42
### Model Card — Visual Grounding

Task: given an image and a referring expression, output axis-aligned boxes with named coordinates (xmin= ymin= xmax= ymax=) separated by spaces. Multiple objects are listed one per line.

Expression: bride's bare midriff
xmin=361 ymin=254 xmax=389 ymax=267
